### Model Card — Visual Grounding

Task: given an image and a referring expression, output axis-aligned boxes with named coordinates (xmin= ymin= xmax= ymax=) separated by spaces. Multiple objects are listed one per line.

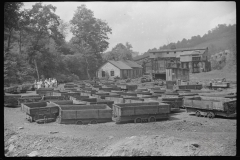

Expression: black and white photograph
xmin=4 ymin=1 xmax=236 ymax=157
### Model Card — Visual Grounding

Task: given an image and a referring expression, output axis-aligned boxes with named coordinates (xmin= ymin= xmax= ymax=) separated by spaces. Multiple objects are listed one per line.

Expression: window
xmin=102 ymin=71 xmax=105 ymax=77
xmin=111 ymin=70 xmax=114 ymax=76
xmin=192 ymin=57 xmax=200 ymax=61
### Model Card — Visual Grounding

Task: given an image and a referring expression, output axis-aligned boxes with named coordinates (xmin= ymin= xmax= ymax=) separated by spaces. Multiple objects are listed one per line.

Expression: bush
xmin=211 ymin=56 xmax=226 ymax=70
xmin=4 ymin=52 xmax=35 ymax=86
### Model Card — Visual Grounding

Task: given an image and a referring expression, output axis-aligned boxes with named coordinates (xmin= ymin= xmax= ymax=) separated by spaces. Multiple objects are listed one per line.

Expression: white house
xmin=97 ymin=60 xmax=143 ymax=79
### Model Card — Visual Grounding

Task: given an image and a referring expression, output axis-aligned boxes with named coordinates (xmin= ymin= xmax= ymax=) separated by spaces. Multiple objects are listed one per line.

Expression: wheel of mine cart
xmin=210 ymin=112 xmax=215 ymax=118
xmin=207 ymin=112 xmax=213 ymax=119
xmin=32 ymin=115 xmax=38 ymax=122
xmin=196 ymin=111 xmax=201 ymax=117
xmin=76 ymin=120 xmax=83 ymax=125
xmin=90 ymin=120 xmax=97 ymax=124
xmin=29 ymin=116 xmax=33 ymax=122
xmin=134 ymin=117 xmax=142 ymax=123
xmin=207 ymin=112 xmax=215 ymax=119
xmin=148 ymin=116 xmax=156 ymax=122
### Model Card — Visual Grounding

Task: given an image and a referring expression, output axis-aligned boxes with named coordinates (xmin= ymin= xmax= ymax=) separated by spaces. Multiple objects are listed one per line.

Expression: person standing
xmin=53 ymin=78 xmax=55 ymax=87
xmin=44 ymin=79 xmax=48 ymax=88
xmin=55 ymin=78 xmax=58 ymax=87
xmin=48 ymin=78 xmax=51 ymax=88
xmin=49 ymin=78 xmax=51 ymax=88
xmin=52 ymin=78 xmax=56 ymax=88
xmin=37 ymin=80 xmax=41 ymax=89
xmin=42 ymin=79 xmax=45 ymax=88
xmin=50 ymin=78 xmax=53 ymax=88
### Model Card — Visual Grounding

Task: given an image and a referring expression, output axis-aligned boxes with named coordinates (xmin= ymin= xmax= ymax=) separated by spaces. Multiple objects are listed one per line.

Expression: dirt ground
xmin=4 ymin=103 xmax=236 ymax=156
xmin=4 ymin=71 xmax=237 ymax=157
xmin=190 ymin=67 xmax=237 ymax=84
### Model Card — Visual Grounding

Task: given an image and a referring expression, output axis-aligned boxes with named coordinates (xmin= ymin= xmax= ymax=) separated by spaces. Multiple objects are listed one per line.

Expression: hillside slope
xmin=190 ymin=48 xmax=236 ymax=83
xmin=194 ymin=34 xmax=236 ymax=56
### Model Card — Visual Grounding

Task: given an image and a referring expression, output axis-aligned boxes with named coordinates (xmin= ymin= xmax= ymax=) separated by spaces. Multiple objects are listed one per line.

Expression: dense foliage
xmin=4 ymin=3 xmax=112 ymax=86
xmin=103 ymin=42 xmax=134 ymax=61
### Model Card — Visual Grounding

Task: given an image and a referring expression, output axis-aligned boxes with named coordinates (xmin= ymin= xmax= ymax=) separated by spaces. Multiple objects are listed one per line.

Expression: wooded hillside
xmin=135 ymin=24 xmax=236 ymax=60
xmin=4 ymin=3 xmax=112 ymax=86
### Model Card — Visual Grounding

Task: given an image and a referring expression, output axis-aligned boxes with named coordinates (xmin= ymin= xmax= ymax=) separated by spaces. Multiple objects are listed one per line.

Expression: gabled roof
xmin=121 ymin=60 xmax=143 ymax=68
xmin=133 ymin=54 xmax=149 ymax=61
xmin=108 ymin=60 xmax=132 ymax=70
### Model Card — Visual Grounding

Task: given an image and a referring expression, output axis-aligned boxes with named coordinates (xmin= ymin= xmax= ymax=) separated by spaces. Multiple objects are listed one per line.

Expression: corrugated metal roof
xmin=149 ymin=47 xmax=208 ymax=53
xmin=121 ymin=60 xmax=143 ymax=68
xmin=179 ymin=50 xmax=205 ymax=57
xmin=108 ymin=60 xmax=132 ymax=70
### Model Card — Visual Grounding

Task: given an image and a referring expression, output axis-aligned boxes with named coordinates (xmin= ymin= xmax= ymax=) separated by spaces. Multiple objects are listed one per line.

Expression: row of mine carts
xmin=4 ymin=84 xmax=34 ymax=94
xmin=4 ymin=80 xmax=236 ymax=125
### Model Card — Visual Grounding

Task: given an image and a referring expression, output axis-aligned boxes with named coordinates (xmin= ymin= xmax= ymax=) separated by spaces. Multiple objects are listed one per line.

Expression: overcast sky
xmin=22 ymin=1 xmax=236 ymax=54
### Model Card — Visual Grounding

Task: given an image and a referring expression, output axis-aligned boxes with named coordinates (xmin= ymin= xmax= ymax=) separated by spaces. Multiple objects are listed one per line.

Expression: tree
xmin=70 ymin=4 xmax=112 ymax=80
xmin=58 ymin=19 xmax=69 ymax=39
xmin=170 ymin=44 xmax=176 ymax=49
xmin=104 ymin=43 xmax=134 ymax=61
xmin=21 ymin=3 xmax=64 ymax=80
xmin=4 ymin=2 xmax=36 ymax=85
xmin=126 ymin=42 xmax=132 ymax=50
xmin=4 ymin=51 xmax=34 ymax=85
xmin=4 ymin=2 xmax=23 ymax=52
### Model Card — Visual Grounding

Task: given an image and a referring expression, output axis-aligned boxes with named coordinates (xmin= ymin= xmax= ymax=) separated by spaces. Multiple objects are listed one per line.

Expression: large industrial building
xmin=134 ymin=47 xmax=211 ymax=80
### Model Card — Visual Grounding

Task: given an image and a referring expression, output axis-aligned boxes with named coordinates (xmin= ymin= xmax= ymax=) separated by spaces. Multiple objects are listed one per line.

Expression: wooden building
xmin=166 ymin=63 xmax=189 ymax=81
xmin=165 ymin=62 xmax=189 ymax=89
xmin=134 ymin=47 xmax=211 ymax=80
xmin=97 ymin=60 xmax=143 ymax=79
xmin=121 ymin=60 xmax=143 ymax=79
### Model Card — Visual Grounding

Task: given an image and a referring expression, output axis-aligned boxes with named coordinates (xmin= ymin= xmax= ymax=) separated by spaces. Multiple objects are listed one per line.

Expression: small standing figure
xmin=55 ymin=78 xmax=58 ymax=87
xmin=49 ymin=78 xmax=53 ymax=88
xmin=37 ymin=80 xmax=42 ymax=89
xmin=42 ymin=80 xmax=44 ymax=88
xmin=53 ymin=78 xmax=57 ymax=87
xmin=44 ymin=79 xmax=48 ymax=88
xmin=48 ymin=78 xmax=52 ymax=88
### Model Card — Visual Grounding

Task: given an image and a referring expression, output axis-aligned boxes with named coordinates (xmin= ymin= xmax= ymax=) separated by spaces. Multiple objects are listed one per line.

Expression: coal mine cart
xmin=22 ymin=101 xmax=59 ymax=123
xmin=184 ymin=96 xmax=236 ymax=118
xmin=158 ymin=97 xmax=184 ymax=112
xmin=56 ymin=104 xmax=112 ymax=125
xmin=112 ymin=102 xmax=170 ymax=124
